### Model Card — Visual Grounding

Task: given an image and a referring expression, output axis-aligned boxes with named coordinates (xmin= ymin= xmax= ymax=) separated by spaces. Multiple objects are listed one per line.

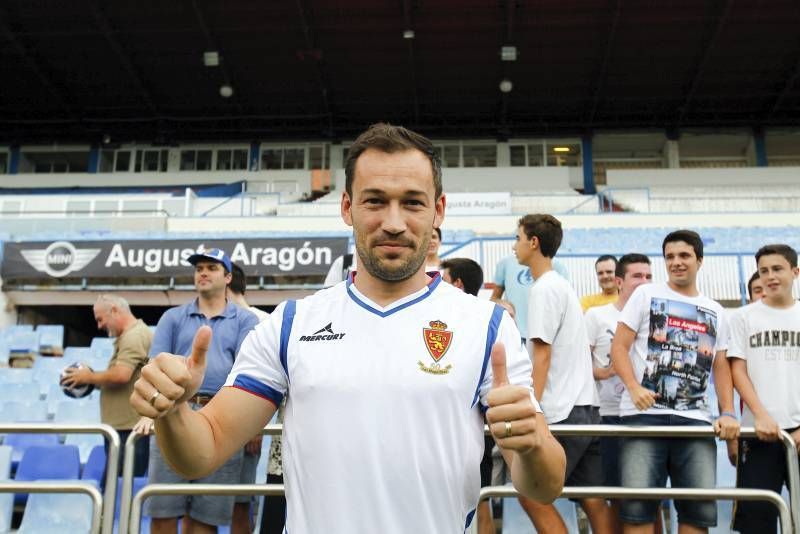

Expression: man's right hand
xmin=130 ymin=326 xmax=211 ymax=419
xmin=629 ymin=384 xmax=658 ymax=411
xmin=754 ymin=412 xmax=781 ymax=442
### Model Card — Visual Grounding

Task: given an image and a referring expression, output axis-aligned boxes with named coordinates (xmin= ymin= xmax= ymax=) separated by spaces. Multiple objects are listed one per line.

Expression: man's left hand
xmin=714 ymin=414 xmax=740 ymax=441
xmin=485 ymin=343 xmax=543 ymax=455
xmin=245 ymin=435 xmax=263 ymax=455
xmin=61 ymin=366 xmax=92 ymax=388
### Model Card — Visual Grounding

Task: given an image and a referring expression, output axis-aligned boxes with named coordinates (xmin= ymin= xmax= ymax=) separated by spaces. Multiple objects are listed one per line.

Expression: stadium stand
xmin=0 ymin=445 xmax=12 ymax=534
xmin=13 ymin=444 xmax=80 ymax=505
xmin=16 ymin=484 xmax=95 ymax=534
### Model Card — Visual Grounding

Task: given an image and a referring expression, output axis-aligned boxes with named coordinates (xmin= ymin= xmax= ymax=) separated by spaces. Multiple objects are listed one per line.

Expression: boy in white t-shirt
xmin=611 ymin=229 xmax=740 ymax=533
xmin=729 ymin=244 xmax=800 ymax=533
xmin=515 ymin=213 xmax=615 ymax=534
xmin=585 ymin=253 xmax=652 ymax=529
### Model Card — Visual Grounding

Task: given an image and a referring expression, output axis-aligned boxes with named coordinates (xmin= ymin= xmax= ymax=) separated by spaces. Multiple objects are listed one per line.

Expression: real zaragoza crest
xmin=418 ymin=319 xmax=454 ymax=375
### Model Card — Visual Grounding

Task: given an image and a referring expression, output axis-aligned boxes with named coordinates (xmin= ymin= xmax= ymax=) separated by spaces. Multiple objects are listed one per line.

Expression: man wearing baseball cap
xmin=142 ymin=247 xmax=259 ymax=534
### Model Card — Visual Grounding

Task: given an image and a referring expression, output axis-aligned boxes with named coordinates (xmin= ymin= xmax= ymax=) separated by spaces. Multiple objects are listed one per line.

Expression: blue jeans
xmin=619 ymin=414 xmax=717 ymax=528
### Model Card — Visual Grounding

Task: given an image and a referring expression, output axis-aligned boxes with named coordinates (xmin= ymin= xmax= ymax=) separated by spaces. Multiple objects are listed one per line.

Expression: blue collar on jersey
xmin=345 ymin=271 xmax=442 ymax=318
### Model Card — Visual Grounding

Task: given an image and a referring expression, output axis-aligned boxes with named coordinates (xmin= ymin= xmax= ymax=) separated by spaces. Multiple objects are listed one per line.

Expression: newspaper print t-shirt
xmin=618 ymin=282 xmax=727 ymax=422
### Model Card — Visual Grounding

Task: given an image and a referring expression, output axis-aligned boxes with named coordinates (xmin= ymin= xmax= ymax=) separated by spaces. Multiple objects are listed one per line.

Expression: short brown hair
xmin=345 ymin=123 xmax=442 ymax=199
xmin=755 ymin=243 xmax=798 ymax=268
xmin=518 ymin=214 xmax=563 ymax=258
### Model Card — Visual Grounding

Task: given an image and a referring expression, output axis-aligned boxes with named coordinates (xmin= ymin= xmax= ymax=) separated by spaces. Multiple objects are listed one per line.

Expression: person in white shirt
xmin=729 ymin=244 xmax=800 ymax=534
xmin=131 ymin=123 xmax=566 ymax=534
xmin=611 ymin=229 xmax=739 ymax=534
xmin=585 ymin=253 xmax=652 ymax=531
xmin=515 ymin=213 xmax=615 ymax=534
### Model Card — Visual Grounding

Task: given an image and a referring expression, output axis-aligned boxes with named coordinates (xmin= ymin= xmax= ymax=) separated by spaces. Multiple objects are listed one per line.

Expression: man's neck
xmin=197 ymin=292 xmax=228 ymax=318
xmin=229 ymin=293 xmax=248 ymax=308
xmin=764 ymin=292 xmax=796 ymax=309
xmin=614 ymin=295 xmax=629 ymax=311
xmin=353 ymin=267 xmax=432 ymax=307
xmin=602 ymin=287 xmax=619 ymax=297
xmin=118 ymin=315 xmax=138 ymax=334
xmin=529 ymin=256 xmax=552 ymax=280
xmin=667 ymin=281 xmax=699 ymax=297
xmin=425 ymin=254 xmax=440 ymax=267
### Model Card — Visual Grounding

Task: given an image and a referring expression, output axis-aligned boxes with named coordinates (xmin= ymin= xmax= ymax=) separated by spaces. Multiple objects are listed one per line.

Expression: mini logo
xmin=299 ymin=322 xmax=345 ymax=342
xmin=20 ymin=241 xmax=102 ymax=278
xmin=419 ymin=319 xmax=454 ymax=375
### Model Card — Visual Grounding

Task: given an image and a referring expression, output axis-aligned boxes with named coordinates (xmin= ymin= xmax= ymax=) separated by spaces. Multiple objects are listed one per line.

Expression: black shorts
xmin=733 ymin=433 xmax=797 ymax=534
xmin=554 ymin=405 xmax=604 ymax=488
xmin=480 ymin=435 xmax=494 ymax=487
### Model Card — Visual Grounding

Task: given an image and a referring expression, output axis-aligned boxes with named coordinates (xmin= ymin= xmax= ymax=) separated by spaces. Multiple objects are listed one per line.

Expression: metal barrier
xmin=120 ymin=424 xmax=799 ymax=533
xmin=0 ymin=423 xmax=118 ymax=534
xmin=480 ymin=486 xmax=792 ymax=534
xmin=0 ymin=480 xmax=104 ymax=534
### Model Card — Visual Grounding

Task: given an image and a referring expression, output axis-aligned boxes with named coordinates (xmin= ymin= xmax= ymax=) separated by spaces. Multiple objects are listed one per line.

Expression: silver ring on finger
xmin=504 ymin=421 xmax=513 ymax=438
xmin=149 ymin=390 xmax=161 ymax=406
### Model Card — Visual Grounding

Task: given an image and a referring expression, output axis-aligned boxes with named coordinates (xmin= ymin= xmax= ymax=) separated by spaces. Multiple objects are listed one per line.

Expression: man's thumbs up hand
xmin=486 ymin=342 xmax=543 ymax=455
xmin=131 ymin=326 xmax=212 ymax=419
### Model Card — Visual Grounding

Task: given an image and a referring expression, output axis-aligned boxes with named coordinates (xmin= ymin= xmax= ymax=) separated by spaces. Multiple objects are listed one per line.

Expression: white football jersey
xmin=226 ymin=274 xmax=536 ymax=533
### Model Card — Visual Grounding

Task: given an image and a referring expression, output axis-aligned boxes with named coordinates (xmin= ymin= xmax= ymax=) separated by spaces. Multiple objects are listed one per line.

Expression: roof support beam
xmin=497 ymin=0 xmax=516 ymax=137
xmin=0 ymin=6 xmax=73 ymax=116
xmin=87 ymin=0 xmax=158 ymax=116
xmin=295 ymin=0 xmax=334 ymax=136
xmin=402 ymin=0 xmax=420 ymax=126
xmin=586 ymin=0 xmax=622 ymax=124
xmin=677 ymin=0 xmax=734 ymax=124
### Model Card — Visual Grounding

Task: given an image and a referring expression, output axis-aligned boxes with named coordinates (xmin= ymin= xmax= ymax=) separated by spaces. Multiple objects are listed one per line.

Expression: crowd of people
xmin=69 ymin=123 xmax=798 ymax=534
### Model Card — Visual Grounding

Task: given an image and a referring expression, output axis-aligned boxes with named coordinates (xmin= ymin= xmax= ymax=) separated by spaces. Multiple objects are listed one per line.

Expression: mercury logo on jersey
xmin=299 ymin=322 xmax=346 ymax=342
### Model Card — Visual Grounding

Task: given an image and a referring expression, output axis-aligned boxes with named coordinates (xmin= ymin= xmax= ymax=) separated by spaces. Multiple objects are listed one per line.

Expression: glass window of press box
xmin=261 ymin=145 xmax=330 ymax=170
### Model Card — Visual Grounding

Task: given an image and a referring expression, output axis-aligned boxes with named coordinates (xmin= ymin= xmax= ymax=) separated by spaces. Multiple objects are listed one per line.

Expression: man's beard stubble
xmin=356 ymin=231 xmax=432 ymax=282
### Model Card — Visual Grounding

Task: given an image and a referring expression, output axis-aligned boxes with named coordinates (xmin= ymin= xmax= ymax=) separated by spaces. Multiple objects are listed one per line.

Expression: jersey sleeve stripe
xmin=280 ymin=300 xmax=297 ymax=381
xmin=230 ymin=374 xmax=284 ymax=406
xmin=471 ymin=303 xmax=504 ymax=408
xmin=464 ymin=507 xmax=477 ymax=531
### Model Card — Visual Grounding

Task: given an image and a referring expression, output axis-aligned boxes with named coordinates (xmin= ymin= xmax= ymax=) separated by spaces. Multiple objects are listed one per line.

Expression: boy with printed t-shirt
xmin=585 ymin=253 xmax=652 ymax=529
xmin=611 ymin=229 xmax=739 ymax=534
xmin=516 ymin=213 xmax=615 ymax=534
xmin=729 ymin=244 xmax=800 ymax=534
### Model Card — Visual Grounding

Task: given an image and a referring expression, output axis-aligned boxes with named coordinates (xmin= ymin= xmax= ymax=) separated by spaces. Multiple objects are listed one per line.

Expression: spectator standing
xmin=611 ymin=229 xmax=739 ymax=534
xmin=585 ymin=254 xmax=652 ymax=532
xmin=62 ymin=294 xmax=152 ymax=476
xmin=131 ymin=123 xmax=566 ymax=533
xmin=425 ymin=227 xmax=443 ymax=270
xmin=145 ymin=248 xmax=258 ymax=534
xmin=581 ymin=255 xmax=619 ymax=312
xmin=729 ymin=244 xmax=800 ymax=533
xmin=747 ymin=271 xmax=765 ymax=302
xmin=516 ymin=213 xmax=614 ymax=534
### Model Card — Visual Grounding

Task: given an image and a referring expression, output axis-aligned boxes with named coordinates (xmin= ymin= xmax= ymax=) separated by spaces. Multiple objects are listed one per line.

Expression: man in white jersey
xmin=131 ymin=123 xmax=566 ymax=534
xmin=585 ymin=253 xmax=652 ymax=530
xmin=611 ymin=229 xmax=739 ymax=534
xmin=729 ymin=244 xmax=800 ymax=533
xmin=516 ymin=213 xmax=615 ymax=534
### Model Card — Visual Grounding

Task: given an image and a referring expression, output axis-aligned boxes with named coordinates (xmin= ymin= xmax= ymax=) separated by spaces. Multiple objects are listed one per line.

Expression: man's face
xmin=618 ymin=262 xmax=652 ymax=300
xmin=664 ymin=241 xmax=701 ymax=287
xmin=427 ymin=229 xmax=441 ymax=258
xmin=341 ymin=148 xmax=444 ymax=282
xmin=513 ymin=226 xmax=534 ymax=266
xmin=194 ymin=260 xmax=231 ymax=296
xmin=757 ymin=254 xmax=799 ymax=300
xmin=749 ymin=277 xmax=766 ymax=302
xmin=595 ymin=259 xmax=617 ymax=292
xmin=93 ymin=303 xmax=117 ymax=337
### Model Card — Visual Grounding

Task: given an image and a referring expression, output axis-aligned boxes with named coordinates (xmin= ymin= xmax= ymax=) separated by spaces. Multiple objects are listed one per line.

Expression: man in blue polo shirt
xmin=145 ymin=247 xmax=258 ymax=534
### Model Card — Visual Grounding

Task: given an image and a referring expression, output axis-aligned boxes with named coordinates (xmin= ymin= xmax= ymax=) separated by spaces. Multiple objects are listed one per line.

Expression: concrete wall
xmin=606 ymin=167 xmax=800 ymax=187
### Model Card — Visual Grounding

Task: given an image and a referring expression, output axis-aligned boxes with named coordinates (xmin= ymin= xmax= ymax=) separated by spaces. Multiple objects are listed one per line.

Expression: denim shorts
xmin=619 ymin=414 xmax=717 ymax=528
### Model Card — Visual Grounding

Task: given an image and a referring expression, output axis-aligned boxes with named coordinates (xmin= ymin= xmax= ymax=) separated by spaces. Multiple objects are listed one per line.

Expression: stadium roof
xmin=1 ymin=0 xmax=799 ymax=143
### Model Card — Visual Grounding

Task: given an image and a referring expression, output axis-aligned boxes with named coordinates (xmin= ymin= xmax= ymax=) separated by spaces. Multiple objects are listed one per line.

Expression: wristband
xmin=720 ymin=411 xmax=738 ymax=420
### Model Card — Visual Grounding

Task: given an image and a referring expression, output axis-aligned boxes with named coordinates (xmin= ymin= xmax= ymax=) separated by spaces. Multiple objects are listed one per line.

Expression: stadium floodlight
xmin=553 ymin=146 xmax=571 ymax=153
xmin=203 ymin=51 xmax=220 ymax=67
xmin=219 ymin=85 xmax=234 ymax=98
xmin=499 ymin=79 xmax=513 ymax=93
xmin=403 ymin=30 xmax=415 ymax=39
xmin=500 ymin=46 xmax=517 ymax=61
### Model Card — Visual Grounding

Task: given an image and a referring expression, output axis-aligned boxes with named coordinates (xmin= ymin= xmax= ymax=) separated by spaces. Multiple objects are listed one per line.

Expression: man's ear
xmin=341 ymin=191 xmax=353 ymax=227
xmin=453 ymin=278 xmax=465 ymax=291
xmin=433 ymin=193 xmax=446 ymax=230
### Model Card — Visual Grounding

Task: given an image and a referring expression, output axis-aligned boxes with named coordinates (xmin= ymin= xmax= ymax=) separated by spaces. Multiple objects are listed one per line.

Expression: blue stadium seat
xmin=3 ymin=434 xmax=60 ymax=470
xmin=0 ymin=340 xmax=8 ymax=367
xmin=14 ymin=444 xmax=80 ymax=506
xmin=0 ymin=446 xmax=13 ymax=534
xmin=0 ymin=367 xmax=34 ymax=384
xmin=0 ymin=383 xmax=41 ymax=403
xmin=33 ymin=356 xmax=68 ymax=375
xmin=90 ymin=337 xmax=115 ymax=361
xmin=54 ymin=400 xmax=100 ymax=424
xmin=16 ymin=482 xmax=95 ymax=534
xmin=81 ymin=445 xmax=106 ymax=488
xmin=65 ymin=434 xmax=104 ymax=466
xmin=62 ymin=347 xmax=92 ymax=364
xmin=36 ymin=325 xmax=64 ymax=356
xmin=6 ymin=329 xmax=39 ymax=358
xmin=2 ymin=401 xmax=49 ymax=423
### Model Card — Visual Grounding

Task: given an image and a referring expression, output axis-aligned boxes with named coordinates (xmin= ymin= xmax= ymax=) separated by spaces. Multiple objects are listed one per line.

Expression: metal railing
xmin=480 ymin=486 xmax=792 ymax=534
xmin=0 ymin=423 xmax=119 ymax=534
xmin=0 ymin=480 xmax=104 ymax=534
xmin=120 ymin=424 xmax=799 ymax=533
